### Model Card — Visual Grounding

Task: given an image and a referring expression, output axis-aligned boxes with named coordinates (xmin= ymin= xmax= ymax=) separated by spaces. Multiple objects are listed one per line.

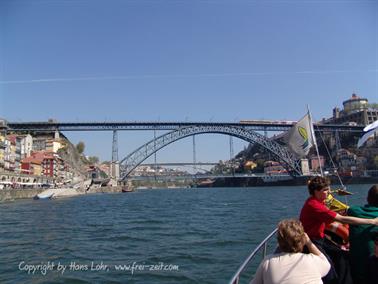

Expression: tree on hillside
xmin=252 ymin=159 xmax=265 ymax=172
xmin=76 ymin=141 xmax=85 ymax=154
xmin=88 ymin=156 xmax=99 ymax=164
xmin=374 ymin=155 xmax=378 ymax=169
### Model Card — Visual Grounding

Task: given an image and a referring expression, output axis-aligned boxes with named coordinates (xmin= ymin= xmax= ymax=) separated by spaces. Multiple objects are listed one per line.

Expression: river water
xmin=0 ymin=185 xmax=373 ymax=284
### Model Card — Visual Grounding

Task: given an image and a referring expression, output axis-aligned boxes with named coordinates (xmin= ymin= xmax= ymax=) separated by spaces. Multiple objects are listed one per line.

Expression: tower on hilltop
xmin=329 ymin=93 xmax=378 ymax=125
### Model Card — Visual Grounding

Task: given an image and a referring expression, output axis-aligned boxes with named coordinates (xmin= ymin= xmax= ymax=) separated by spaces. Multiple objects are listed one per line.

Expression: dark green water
xmin=0 ymin=185 xmax=373 ymax=284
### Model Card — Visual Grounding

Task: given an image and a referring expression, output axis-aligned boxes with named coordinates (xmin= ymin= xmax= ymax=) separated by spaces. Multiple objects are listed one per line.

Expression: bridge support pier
xmin=192 ymin=135 xmax=196 ymax=173
xmin=111 ymin=130 xmax=120 ymax=183
xmin=110 ymin=162 xmax=120 ymax=182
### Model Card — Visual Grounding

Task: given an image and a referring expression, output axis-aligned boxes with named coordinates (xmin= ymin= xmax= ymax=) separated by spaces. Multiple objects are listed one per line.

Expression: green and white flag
xmin=358 ymin=120 xmax=378 ymax=148
xmin=286 ymin=113 xmax=315 ymax=157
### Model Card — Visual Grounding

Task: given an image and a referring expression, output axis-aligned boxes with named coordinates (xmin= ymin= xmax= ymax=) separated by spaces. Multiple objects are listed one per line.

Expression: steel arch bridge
xmin=119 ymin=125 xmax=302 ymax=180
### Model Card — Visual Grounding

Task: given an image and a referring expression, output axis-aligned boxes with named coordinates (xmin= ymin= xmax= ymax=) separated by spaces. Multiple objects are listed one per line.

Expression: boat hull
xmin=34 ymin=192 xmax=54 ymax=200
xmin=121 ymin=187 xmax=133 ymax=193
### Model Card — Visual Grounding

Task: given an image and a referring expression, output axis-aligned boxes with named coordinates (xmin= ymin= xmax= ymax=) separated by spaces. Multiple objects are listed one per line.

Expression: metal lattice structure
xmin=7 ymin=121 xmax=364 ymax=132
xmin=119 ymin=125 xmax=302 ymax=180
xmin=112 ymin=130 xmax=118 ymax=162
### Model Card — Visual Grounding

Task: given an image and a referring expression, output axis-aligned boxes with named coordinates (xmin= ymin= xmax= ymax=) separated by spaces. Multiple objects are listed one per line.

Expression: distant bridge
xmin=3 ymin=120 xmax=364 ymax=181
xmin=5 ymin=120 xmax=364 ymax=132
xmin=128 ymin=173 xmax=290 ymax=181
xmin=140 ymin=162 xmax=218 ymax=167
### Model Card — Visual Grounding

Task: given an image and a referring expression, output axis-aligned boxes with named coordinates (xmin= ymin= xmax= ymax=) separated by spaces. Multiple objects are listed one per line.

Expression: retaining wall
xmin=0 ymin=186 xmax=123 ymax=202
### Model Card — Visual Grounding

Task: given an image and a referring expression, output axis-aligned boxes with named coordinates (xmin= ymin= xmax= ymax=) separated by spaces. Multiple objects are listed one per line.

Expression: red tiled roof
xmin=7 ymin=134 xmax=17 ymax=144
xmin=30 ymin=150 xmax=55 ymax=160
xmin=21 ymin=156 xmax=42 ymax=165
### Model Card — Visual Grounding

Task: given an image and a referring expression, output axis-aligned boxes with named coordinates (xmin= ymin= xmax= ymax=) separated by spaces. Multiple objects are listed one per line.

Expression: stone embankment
xmin=0 ymin=186 xmax=122 ymax=202
xmin=86 ymin=186 xmax=121 ymax=194
xmin=0 ymin=188 xmax=45 ymax=202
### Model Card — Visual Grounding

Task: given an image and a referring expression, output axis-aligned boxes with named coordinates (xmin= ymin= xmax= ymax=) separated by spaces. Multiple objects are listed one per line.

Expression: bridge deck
xmin=6 ymin=121 xmax=364 ymax=132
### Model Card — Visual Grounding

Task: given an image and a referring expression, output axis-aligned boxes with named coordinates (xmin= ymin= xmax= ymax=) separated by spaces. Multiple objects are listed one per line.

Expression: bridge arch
xmin=119 ymin=125 xmax=302 ymax=180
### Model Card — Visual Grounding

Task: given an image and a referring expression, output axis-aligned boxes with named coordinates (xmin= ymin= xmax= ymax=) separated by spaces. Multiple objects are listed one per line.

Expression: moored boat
xmin=197 ymin=178 xmax=215 ymax=187
xmin=33 ymin=187 xmax=80 ymax=199
xmin=34 ymin=192 xmax=54 ymax=200
xmin=121 ymin=186 xmax=133 ymax=193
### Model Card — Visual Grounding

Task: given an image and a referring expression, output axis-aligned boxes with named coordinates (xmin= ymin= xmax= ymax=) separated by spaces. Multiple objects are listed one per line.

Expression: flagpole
xmin=307 ymin=105 xmax=323 ymax=176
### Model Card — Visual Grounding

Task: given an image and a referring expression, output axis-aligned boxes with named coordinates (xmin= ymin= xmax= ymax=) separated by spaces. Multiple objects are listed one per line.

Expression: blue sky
xmin=0 ymin=0 xmax=377 ymax=163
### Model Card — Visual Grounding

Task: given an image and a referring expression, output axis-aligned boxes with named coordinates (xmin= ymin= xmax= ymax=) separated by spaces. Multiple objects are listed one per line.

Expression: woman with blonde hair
xmin=251 ymin=219 xmax=330 ymax=284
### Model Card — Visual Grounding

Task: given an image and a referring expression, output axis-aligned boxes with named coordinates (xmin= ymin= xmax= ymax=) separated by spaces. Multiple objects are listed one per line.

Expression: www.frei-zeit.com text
xmin=18 ymin=261 xmax=180 ymax=275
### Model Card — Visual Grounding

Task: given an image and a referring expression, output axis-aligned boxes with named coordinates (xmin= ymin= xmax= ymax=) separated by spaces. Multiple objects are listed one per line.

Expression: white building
xmin=20 ymin=134 xmax=33 ymax=158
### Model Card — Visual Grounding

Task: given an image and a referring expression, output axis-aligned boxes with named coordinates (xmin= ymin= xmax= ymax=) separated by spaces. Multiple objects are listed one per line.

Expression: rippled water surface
xmin=0 ymin=185 xmax=371 ymax=283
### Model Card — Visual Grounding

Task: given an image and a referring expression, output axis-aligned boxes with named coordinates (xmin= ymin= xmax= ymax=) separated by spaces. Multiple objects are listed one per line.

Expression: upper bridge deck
xmin=4 ymin=120 xmax=364 ymax=132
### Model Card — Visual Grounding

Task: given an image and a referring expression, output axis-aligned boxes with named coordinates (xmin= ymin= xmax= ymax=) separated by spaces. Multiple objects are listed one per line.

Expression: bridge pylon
xmin=111 ymin=130 xmax=120 ymax=182
xmin=110 ymin=162 xmax=120 ymax=181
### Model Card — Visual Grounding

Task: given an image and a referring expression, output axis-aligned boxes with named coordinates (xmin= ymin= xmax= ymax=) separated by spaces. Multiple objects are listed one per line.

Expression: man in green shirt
xmin=348 ymin=185 xmax=378 ymax=284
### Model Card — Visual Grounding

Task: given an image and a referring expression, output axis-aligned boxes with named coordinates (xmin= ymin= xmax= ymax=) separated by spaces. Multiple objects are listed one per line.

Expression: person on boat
xmin=250 ymin=219 xmax=330 ymax=284
xmin=348 ymin=185 xmax=378 ymax=284
xmin=366 ymin=232 xmax=378 ymax=284
xmin=299 ymin=176 xmax=378 ymax=284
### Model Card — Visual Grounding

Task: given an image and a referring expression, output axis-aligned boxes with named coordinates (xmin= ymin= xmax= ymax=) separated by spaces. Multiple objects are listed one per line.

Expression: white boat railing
xmin=229 ymin=228 xmax=278 ymax=284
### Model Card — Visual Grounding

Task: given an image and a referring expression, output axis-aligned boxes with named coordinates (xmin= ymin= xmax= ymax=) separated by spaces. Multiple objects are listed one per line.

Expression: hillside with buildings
xmin=0 ymin=125 xmax=191 ymax=189
xmin=223 ymin=94 xmax=378 ymax=178
xmin=0 ymin=130 xmax=101 ymax=188
xmin=1 ymin=94 xmax=377 ymax=189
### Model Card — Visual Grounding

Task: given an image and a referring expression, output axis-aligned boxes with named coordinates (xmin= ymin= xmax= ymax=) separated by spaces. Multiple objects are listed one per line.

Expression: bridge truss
xmin=119 ymin=125 xmax=302 ymax=180
xmin=5 ymin=120 xmax=364 ymax=182
xmin=6 ymin=121 xmax=364 ymax=132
